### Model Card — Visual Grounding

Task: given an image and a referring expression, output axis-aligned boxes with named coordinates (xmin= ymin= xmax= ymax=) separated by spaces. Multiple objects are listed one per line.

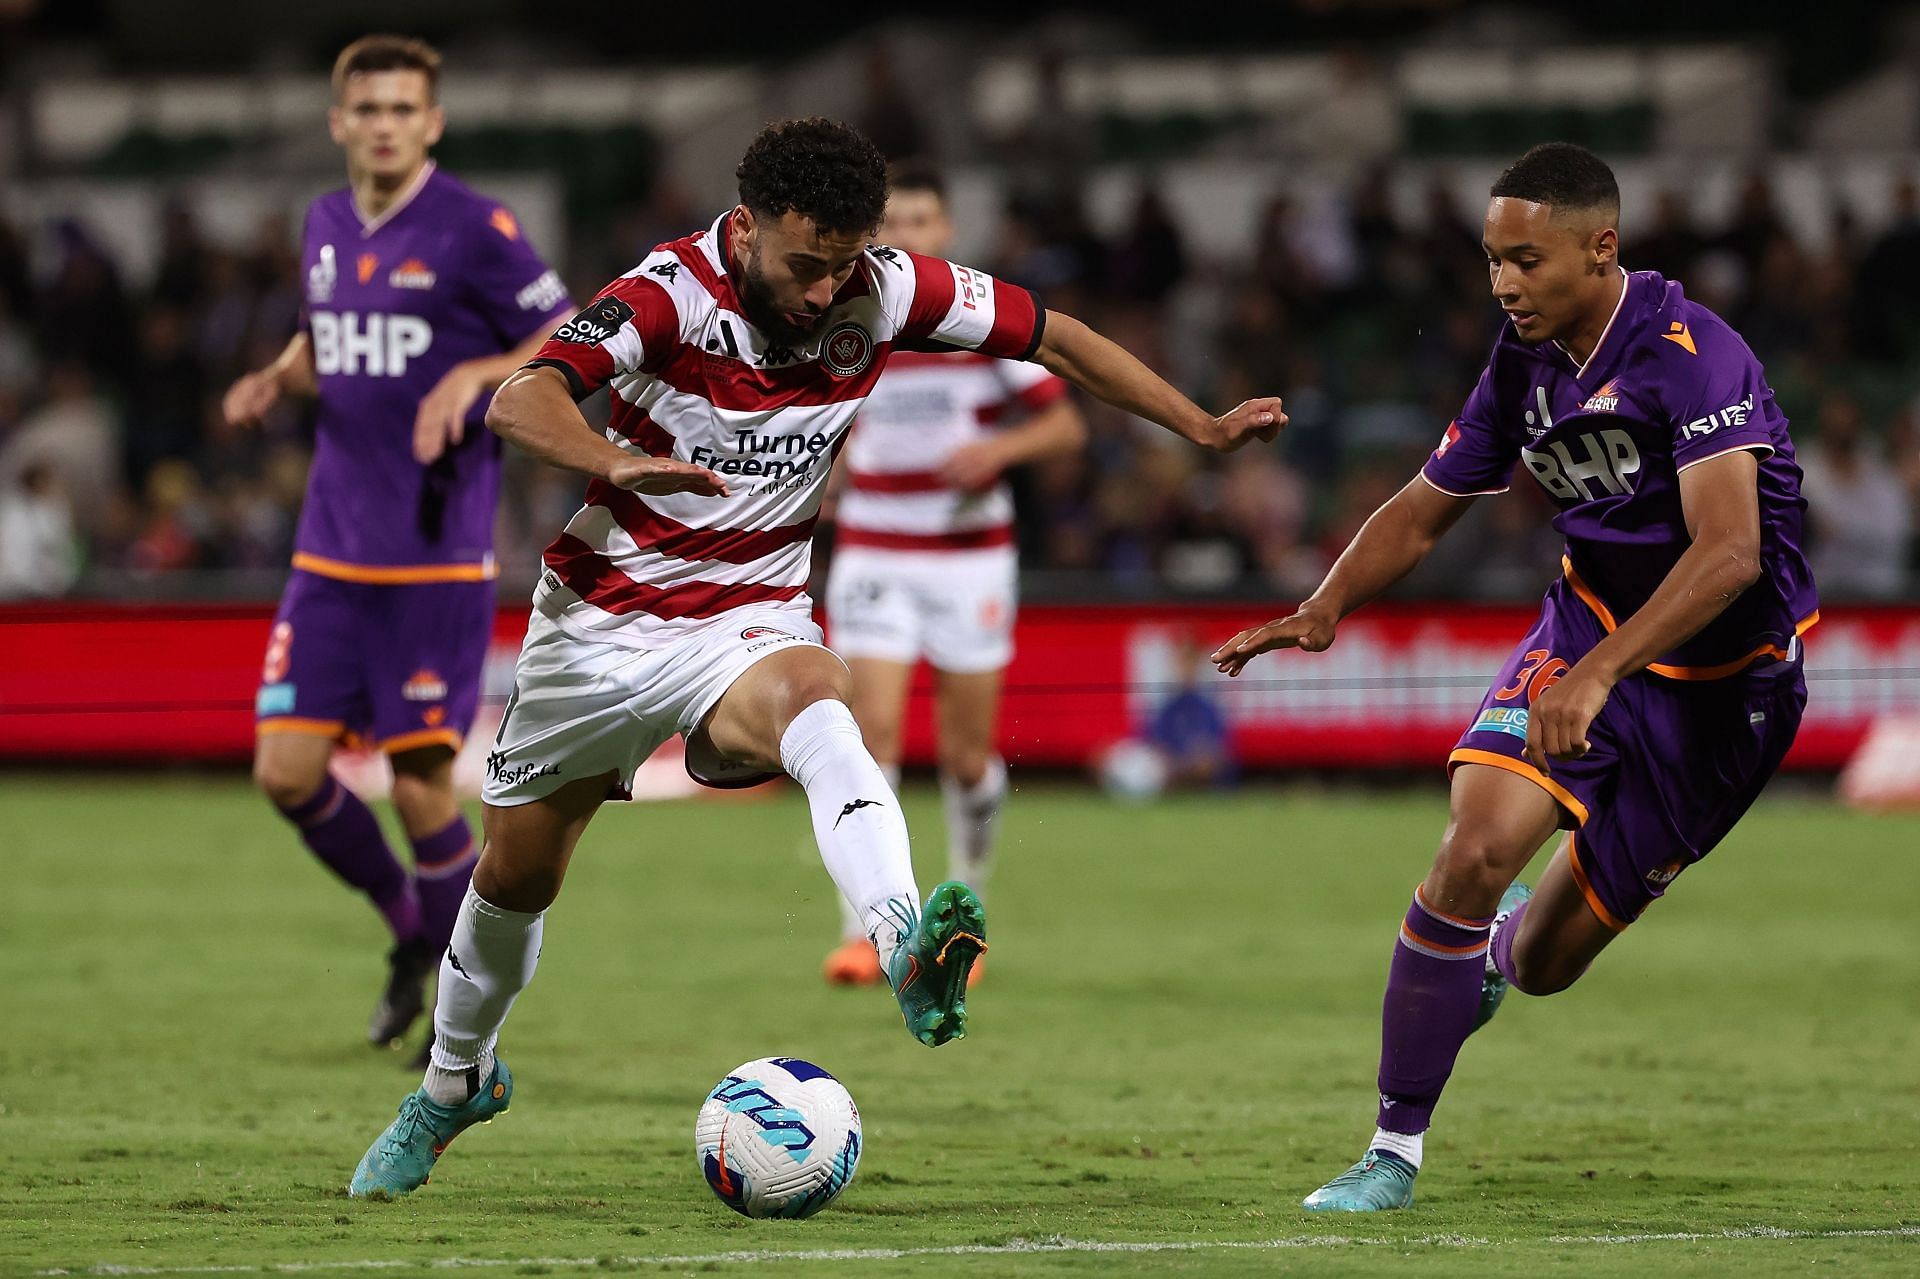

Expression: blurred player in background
xmin=1216 ymin=143 xmax=1816 ymax=1210
xmin=223 ymin=35 xmax=573 ymax=1060
xmin=347 ymin=117 xmax=1283 ymax=1199
xmin=821 ymin=162 xmax=1086 ymax=985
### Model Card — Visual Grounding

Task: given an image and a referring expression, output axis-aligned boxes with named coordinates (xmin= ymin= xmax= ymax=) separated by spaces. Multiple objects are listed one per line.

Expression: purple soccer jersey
xmin=1429 ymin=269 xmax=1820 ymax=927
xmin=296 ymin=163 xmax=572 ymax=579
xmin=1423 ymin=269 xmax=1819 ymax=675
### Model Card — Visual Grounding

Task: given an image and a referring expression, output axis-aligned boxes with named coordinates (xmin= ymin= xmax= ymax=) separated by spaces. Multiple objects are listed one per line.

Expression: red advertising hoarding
xmin=2 ymin=601 xmax=1915 ymax=770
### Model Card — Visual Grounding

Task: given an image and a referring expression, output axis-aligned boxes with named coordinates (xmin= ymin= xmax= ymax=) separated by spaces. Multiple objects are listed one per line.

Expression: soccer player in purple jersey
xmin=222 ymin=35 xmax=574 ymax=1057
xmin=1214 ymin=143 xmax=1818 ymax=1210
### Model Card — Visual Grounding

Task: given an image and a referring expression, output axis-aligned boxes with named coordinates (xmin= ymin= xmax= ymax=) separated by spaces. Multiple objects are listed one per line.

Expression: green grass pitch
xmin=4 ymin=775 xmax=1917 ymax=1276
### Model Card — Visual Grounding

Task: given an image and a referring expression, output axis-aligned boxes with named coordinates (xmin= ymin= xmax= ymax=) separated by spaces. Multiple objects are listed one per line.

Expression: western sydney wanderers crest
xmin=822 ymin=323 xmax=873 ymax=377
xmin=741 ymin=626 xmax=793 ymax=640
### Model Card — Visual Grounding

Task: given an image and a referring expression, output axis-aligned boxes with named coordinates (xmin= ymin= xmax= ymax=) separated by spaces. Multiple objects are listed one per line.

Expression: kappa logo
xmin=834 ymin=797 xmax=883 ymax=828
xmin=555 ymin=296 xmax=636 ymax=346
xmin=402 ymin=668 xmax=448 ymax=702
xmin=821 ymin=322 xmax=874 ymax=377
xmin=389 ymin=258 xmax=437 ymax=290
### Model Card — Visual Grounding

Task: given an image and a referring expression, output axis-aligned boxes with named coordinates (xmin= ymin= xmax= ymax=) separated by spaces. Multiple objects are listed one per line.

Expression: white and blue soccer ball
xmin=695 ymin=1057 xmax=862 ymax=1219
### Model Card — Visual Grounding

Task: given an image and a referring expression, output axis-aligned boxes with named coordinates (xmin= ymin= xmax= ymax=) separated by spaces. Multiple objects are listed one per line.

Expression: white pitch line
xmin=35 ymin=1225 xmax=1920 ymax=1276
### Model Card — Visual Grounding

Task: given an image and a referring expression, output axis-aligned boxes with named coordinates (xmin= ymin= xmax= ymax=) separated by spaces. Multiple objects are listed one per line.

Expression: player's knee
xmin=1509 ymin=946 xmax=1584 ymax=997
xmin=937 ymin=742 xmax=991 ymax=788
xmin=472 ymin=851 xmax=560 ymax=913
xmin=254 ymin=752 xmax=325 ymax=811
xmin=1427 ymin=830 xmax=1520 ymax=915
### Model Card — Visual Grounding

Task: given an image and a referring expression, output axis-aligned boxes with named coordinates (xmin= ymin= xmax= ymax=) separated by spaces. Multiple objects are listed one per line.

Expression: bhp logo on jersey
xmin=822 ymin=323 xmax=874 ymax=377
xmin=556 ymin=296 xmax=636 ymax=347
xmin=1521 ymin=429 xmax=1642 ymax=502
xmin=311 ymin=312 xmax=432 ymax=378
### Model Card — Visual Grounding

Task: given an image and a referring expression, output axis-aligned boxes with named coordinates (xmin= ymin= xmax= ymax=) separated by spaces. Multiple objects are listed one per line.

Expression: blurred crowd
xmin=2 ymin=163 xmax=1919 ymax=602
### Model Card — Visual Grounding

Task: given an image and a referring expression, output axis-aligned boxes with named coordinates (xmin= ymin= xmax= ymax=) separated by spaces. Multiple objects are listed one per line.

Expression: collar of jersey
xmin=354 ymin=161 xmax=437 ymax=237
xmin=1548 ymin=266 xmax=1635 ymax=385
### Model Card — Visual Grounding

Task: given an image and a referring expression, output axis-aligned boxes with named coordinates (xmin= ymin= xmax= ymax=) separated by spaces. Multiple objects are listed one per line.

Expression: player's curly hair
xmin=736 ymin=118 xmax=889 ymax=237
xmin=1492 ymin=142 xmax=1620 ymax=219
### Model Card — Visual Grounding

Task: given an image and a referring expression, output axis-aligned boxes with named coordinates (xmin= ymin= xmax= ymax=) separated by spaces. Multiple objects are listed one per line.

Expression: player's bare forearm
xmin=1308 ymin=477 xmax=1474 ymax=621
xmin=1032 ymin=310 xmax=1281 ymax=451
xmin=1577 ymin=450 xmax=1763 ymax=685
xmin=269 ymin=334 xmax=317 ymax=397
xmin=486 ymin=365 xmax=639 ymax=481
xmin=1213 ymin=476 xmax=1471 ymax=675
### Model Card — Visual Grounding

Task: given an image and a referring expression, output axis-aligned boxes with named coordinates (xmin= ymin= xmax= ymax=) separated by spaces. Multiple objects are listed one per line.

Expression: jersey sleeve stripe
xmin=542 ymin=533 xmax=808 ymax=620
xmin=526 ymin=355 xmax=594 ymax=400
xmin=1417 ymin=469 xmax=1510 ymax=498
xmin=1674 ymin=440 xmax=1777 ymax=473
xmin=584 ymin=481 xmax=818 ymax=564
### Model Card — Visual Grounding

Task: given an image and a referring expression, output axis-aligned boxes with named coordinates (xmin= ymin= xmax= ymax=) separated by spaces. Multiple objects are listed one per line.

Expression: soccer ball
xmin=694 ymin=1057 xmax=862 ymax=1219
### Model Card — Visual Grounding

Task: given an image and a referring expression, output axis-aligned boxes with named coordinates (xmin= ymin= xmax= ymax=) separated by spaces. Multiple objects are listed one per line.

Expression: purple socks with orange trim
xmin=277 ymin=775 xmax=420 ymax=942
xmin=411 ymin=814 xmax=479 ymax=954
xmin=1375 ymin=888 xmax=1494 ymax=1141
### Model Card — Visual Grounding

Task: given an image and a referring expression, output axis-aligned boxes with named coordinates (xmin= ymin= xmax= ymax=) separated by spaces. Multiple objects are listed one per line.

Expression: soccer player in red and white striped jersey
xmin=822 ymin=163 xmax=1087 ymax=985
xmin=350 ymin=118 xmax=1284 ymax=1198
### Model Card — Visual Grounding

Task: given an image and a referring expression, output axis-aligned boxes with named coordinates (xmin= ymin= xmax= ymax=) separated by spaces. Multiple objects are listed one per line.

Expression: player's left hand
xmin=1203 ymin=397 xmax=1287 ymax=453
xmin=413 ymin=362 xmax=493 ymax=465
xmin=939 ymin=441 xmax=1007 ymax=492
xmin=1524 ymin=667 xmax=1613 ymax=774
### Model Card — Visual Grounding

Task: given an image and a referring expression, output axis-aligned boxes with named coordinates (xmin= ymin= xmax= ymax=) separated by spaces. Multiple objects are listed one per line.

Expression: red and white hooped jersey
xmin=836 ymin=351 xmax=1068 ymax=553
xmin=522 ymin=211 xmax=1045 ymax=650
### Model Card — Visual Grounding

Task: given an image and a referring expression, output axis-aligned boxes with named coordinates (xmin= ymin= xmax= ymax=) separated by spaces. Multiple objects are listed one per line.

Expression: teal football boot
xmin=887 ymin=882 xmax=987 ymax=1047
xmin=1474 ymin=881 xmax=1533 ymax=1033
xmin=349 ymin=1058 xmax=512 ymax=1198
xmin=1301 ymin=1150 xmax=1418 ymax=1211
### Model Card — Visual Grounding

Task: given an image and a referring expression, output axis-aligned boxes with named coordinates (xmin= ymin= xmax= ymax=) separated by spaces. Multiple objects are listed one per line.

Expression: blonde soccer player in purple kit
xmin=1215 ymin=143 xmax=1818 ymax=1210
xmin=223 ymin=35 xmax=572 ymax=1057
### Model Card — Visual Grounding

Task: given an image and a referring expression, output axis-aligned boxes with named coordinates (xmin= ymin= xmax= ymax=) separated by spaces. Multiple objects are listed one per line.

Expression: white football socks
xmin=836 ymin=762 xmax=901 ymax=942
xmin=1369 ymin=1127 xmax=1424 ymax=1168
xmin=781 ymin=700 xmax=919 ymax=971
xmin=424 ymin=884 xmax=543 ymax=1105
xmin=941 ymin=754 xmax=1007 ymax=897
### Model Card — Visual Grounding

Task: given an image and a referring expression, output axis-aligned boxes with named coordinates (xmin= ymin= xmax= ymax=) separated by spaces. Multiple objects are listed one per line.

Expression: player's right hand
xmin=222 ymin=370 xmax=281 ymax=428
xmin=607 ymin=455 xmax=731 ymax=498
xmin=1204 ymin=397 xmax=1287 ymax=452
xmin=1210 ymin=606 xmax=1337 ymax=677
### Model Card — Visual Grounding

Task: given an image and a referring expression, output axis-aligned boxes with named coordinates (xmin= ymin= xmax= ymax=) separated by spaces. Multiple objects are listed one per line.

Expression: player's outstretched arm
xmin=1524 ymin=449 xmax=1762 ymax=772
xmin=222 ymin=334 xmax=316 ymax=427
xmin=486 ymin=365 xmax=730 ymax=497
xmin=1032 ymin=310 xmax=1283 ymax=452
xmin=1212 ymin=476 xmax=1475 ymax=677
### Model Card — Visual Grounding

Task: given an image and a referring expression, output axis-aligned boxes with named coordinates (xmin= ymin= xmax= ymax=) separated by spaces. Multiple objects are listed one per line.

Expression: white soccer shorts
xmin=824 ymin=546 xmax=1016 ymax=673
xmin=482 ymin=605 xmax=834 ymax=806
